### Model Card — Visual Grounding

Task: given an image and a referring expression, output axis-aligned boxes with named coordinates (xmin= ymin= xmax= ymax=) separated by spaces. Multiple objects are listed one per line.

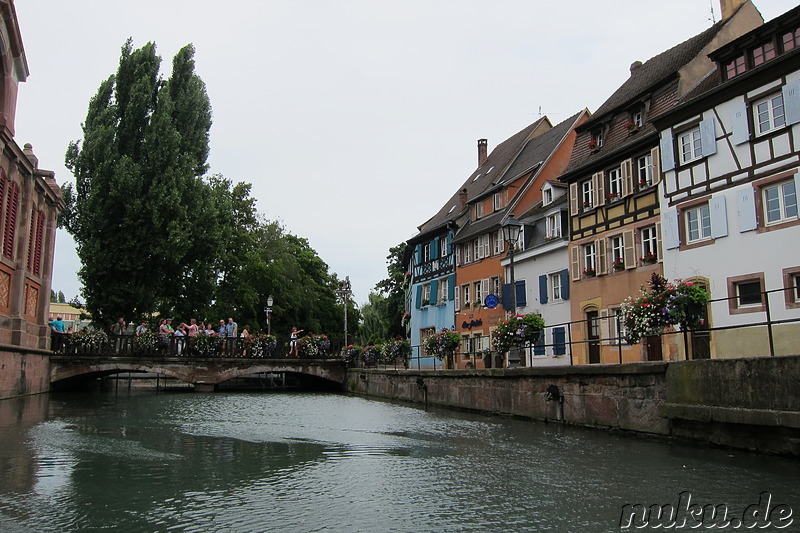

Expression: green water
xmin=0 ymin=390 xmax=797 ymax=532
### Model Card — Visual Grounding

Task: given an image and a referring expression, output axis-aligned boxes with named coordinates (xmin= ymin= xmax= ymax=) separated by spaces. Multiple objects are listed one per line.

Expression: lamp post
xmin=264 ymin=295 xmax=273 ymax=336
xmin=502 ymin=214 xmax=523 ymax=367
xmin=335 ymin=277 xmax=352 ymax=346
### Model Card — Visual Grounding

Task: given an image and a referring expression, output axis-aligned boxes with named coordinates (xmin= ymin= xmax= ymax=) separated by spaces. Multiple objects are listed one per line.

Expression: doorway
xmin=586 ymin=310 xmax=601 ymax=364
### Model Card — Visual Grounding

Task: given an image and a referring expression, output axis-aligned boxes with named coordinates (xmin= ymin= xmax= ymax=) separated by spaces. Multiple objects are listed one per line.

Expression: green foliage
xmin=491 ymin=314 xmax=545 ymax=353
xmin=423 ymin=329 xmax=462 ymax=360
xmin=371 ymin=243 xmax=407 ymax=339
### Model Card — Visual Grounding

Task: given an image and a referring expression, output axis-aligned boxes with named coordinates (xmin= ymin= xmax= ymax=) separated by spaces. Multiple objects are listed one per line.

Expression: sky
xmin=12 ymin=0 xmax=798 ymax=307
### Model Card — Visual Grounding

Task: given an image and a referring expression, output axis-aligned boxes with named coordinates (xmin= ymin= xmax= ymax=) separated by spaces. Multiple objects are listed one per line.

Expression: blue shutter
xmin=431 ymin=238 xmax=439 ymax=259
xmin=663 ymin=208 xmax=681 ymax=249
xmin=539 ymin=275 xmax=548 ymax=304
xmin=429 ymin=280 xmax=439 ymax=305
xmin=783 ymin=80 xmax=800 ymax=126
xmin=730 ymin=99 xmax=750 ymax=145
xmin=415 ymin=245 xmax=422 ymax=264
xmin=700 ymin=117 xmax=717 ymax=156
xmin=560 ymin=269 xmax=570 ymax=300
xmin=736 ymin=188 xmax=758 ymax=233
xmin=448 ymin=274 xmax=456 ymax=301
xmin=415 ymin=285 xmax=422 ymax=309
xmin=660 ymin=129 xmax=675 ymax=172
xmin=553 ymin=327 xmax=566 ymax=355
xmin=446 ymin=231 xmax=453 ymax=255
xmin=515 ymin=280 xmax=527 ymax=307
xmin=709 ymin=195 xmax=728 ymax=239
xmin=502 ymin=283 xmax=512 ymax=310
xmin=534 ymin=330 xmax=546 ymax=355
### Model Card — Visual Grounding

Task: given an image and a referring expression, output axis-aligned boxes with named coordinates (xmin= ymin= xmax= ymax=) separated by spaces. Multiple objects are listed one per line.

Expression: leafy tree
xmin=372 ymin=242 xmax=408 ymax=339
xmin=356 ymin=292 xmax=390 ymax=345
xmin=61 ymin=39 xmax=213 ymax=325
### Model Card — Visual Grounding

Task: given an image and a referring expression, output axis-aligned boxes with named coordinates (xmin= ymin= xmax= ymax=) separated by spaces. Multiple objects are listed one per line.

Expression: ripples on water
xmin=0 ymin=391 xmax=798 ymax=532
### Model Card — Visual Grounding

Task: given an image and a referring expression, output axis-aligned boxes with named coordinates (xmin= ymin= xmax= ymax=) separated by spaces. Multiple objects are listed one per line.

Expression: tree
xmin=372 ymin=242 xmax=408 ymax=339
xmin=62 ymin=39 xmax=214 ymax=325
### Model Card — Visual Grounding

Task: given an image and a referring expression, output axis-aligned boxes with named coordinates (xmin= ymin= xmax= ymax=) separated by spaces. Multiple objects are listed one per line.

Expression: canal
xmin=1 ymin=390 xmax=798 ymax=532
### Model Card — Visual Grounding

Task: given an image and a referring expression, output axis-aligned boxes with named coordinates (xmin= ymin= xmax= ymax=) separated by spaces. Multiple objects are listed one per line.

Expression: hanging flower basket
xmin=620 ymin=273 xmax=709 ymax=344
xmin=491 ymin=313 xmax=545 ymax=353
xmin=423 ymin=329 xmax=462 ymax=360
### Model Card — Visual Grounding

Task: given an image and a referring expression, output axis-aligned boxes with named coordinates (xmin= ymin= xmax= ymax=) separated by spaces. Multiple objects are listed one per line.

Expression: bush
xmin=491 ymin=313 xmax=545 ymax=353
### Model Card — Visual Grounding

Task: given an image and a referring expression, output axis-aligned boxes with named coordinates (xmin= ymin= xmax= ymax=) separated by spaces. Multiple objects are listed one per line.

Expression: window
xmin=475 ymin=202 xmax=484 ymax=219
xmin=543 ymin=188 xmax=553 ymax=205
xmin=782 ymin=267 xmax=800 ymax=309
xmin=550 ymin=272 xmax=562 ymax=301
xmin=637 ymin=153 xmax=653 ymax=189
xmin=545 ymin=212 xmax=561 ymax=239
xmin=581 ymin=180 xmax=594 ymax=210
xmin=685 ymin=204 xmax=712 ymax=242
xmin=493 ymin=192 xmax=503 ymax=211
xmin=462 ymin=285 xmax=470 ymax=307
xmin=640 ymin=226 xmax=658 ymax=263
xmin=783 ymin=28 xmax=800 ymax=51
xmin=632 ymin=109 xmax=644 ymax=128
xmin=440 ymin=236 xmax=448 ymax=257
xmin=608 ymin=307 xmax=627 ymax=345
xmin=725 ymin=55 xmax=746 ymax=79
xmin=754 ymin=93 xmax=785 ymax=135
xmin=607 ymin=167 xmax=622 ymax=201
xmin=439 ymin=277 xmax=449 ymax=303
xmin=727 ymin=273 xmax=765 ymax=314
xmin=610 ymin=235 xmax=624 ymax=271
xmin=491 ymin=277 xmax=501 ymax=299
xmin=422 ymin=283 xmax=431 ymax=305
xmin=463 ymin=242 xmax=472 ymax=264
xmin=763 ymin=180 xmax=797 ymax=225
xmin=420 ymin=327 xmax=436 ymax=355
xmin=473 ymin=281 xmax=482 ymax=306
xmin=493 ymin=229 xmax=504 ymax=255
xmin=583 ymin=243 xmax=596 ymax=274
xmin=593 ymin=131 xmax=603 ymax=148
xmin=679 ymin=127 xmax=702 ymax=164
xmin=752 ymin=41 xmax=776 ymax=66
xmin=423 ymin=243 xmax=431 ymax=262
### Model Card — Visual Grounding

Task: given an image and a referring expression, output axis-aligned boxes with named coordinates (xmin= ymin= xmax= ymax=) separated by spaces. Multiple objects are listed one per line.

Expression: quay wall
xmin=346 ymin=355 xmax=800 ymax=456
xmin=0 ymin=346 xmax=50 ymax=400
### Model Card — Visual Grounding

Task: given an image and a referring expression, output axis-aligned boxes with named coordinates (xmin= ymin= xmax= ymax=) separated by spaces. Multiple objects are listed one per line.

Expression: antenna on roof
xmin=708 ymin=0 xmax=716 ymax=24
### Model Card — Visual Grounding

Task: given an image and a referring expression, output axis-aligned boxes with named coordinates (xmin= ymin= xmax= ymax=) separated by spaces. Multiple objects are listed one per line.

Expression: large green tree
xmin=372 ymin=242 xmax=408 ymax=339
xmin=61 ymin=39 xmax=213 ymax=325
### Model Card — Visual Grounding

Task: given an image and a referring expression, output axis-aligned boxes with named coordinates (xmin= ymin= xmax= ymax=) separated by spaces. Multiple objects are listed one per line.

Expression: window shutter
xmin=553 ymin=327 xmax=566 ymax=355
xmin=730 ymin=99 xmax=750 ymax=145
xmin=429 ymin=280 xmax=439 ymax=305
xmin=783 ymin=80 xmax=800 ymax=126
xmin=415 ymin=285 xmax=422 ymax=309
xmin=539 ymin=275 xmax=548 ymax=304
xmin=454 ymin=283 xmax=461 ymax=310
xmin=571 ymin=245 xmax=580 ymax=281
xmin=709 ymin=195 xmax=728 ymax=239
xmin=660 ymin=129 xmax=675 ymax=172
xmin=515 ymin=280 xmax=527 ymax=307
xmin=3 ymin=183 xmax=19 ymax=259
xmin=414 ymin=244 xmax=422 ymax=265
xmin=736 ymin=188 xmax=758 ymax=232
xmin=621 ymin=159 xmax=634 ymax=197
xmin=623 ymin=230 xmax=635 ymax=269
xmin=569 ymin=182 xmax=579 ymax=215
xmin=446 ymin=232 xmax=453 ymax=255
xmin=448 ymin=274 xmax=456 ymax=301
xmin=699 ymin=117 xmax=717 ymax=156
xmin=560 ymin=269 xmax=570 ymax=300
xmin=431 ymin=238 xmax=439 ymax=259
xmin=35 ymin=211 xmax=44 ymax=276
xmin=663 ymin=208 xmax=681 ymax=249
xmin=26 ymin=207 xmax=36 ymax=272
xmin=655 ymin=222 xmax=663 ymax=262
xmin=795 ymin=172 xmax=800 ymax=203
xmin=596 ymin=238 xmax=607 ymax=275
xmin=502 ymin=283 xmax=512 ymax=310
xmin=533 ymin=331 xmax=546 ymax=355
xmin=651 ymin=146 xmax=661 ymax=185
xmin=481 ymin=278 xmax=490 ymax=302
xmin=594 ymin=172 xmax=605 ymax=206
xmin=600 ymin=309 xmax=610 ymax=345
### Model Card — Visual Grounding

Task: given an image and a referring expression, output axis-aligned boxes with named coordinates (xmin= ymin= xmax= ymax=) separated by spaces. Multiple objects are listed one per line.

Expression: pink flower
xmin=685 ymin=282 xmax=694 ymax=286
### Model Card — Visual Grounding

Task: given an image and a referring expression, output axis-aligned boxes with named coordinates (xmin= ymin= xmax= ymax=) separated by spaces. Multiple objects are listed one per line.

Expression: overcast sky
xmin=13 ymin=0 xmax=797 ymax=307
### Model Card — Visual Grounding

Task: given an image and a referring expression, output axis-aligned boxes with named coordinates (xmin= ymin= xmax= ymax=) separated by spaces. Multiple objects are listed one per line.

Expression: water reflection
xmin=0 ymin=390 xmax=798 ymax=532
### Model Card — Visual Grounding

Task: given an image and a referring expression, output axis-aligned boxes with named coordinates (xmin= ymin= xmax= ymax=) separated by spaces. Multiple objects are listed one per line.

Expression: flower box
xmin=640 ymin=252 xmax=657 ymax=265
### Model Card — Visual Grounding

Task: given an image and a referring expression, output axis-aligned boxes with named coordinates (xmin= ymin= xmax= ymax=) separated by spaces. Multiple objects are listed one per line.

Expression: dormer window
xmin=725 ymin=54 xmax=746 ymax=79
xmin=493 ymin=192 xmax=503 ymax=211
xmin=543 ymin=187 xmax=553 ymax=206
xmin=782 ymin=28 xmax=799 ymax=51
xmin=632 ymin=109 xmax=644 ymax=128
xmin=752 ymin=41 xmax=776 ymax=66
xmin=475 ymin=202 xmax=484 ymax=219
xmin=592 ymin=131 xmax=603 ymax=148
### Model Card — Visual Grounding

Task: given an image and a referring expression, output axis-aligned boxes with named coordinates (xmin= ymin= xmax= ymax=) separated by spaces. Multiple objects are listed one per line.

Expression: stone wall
xmin=347 ymin=355 xmax=800 ymax=455
xmin=0 ymin=347 xmax=51 ymax=400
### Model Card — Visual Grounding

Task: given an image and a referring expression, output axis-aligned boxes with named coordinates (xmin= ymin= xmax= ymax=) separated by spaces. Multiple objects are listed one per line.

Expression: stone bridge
xmin=49 ymin=355 xmax=348 ymax=391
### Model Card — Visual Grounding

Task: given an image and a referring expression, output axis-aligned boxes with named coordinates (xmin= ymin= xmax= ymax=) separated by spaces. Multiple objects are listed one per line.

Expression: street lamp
xmin=265 ymin=295 xmax=273 ymax=336
xmin=502 ymin=214 xmax=523 ymax=366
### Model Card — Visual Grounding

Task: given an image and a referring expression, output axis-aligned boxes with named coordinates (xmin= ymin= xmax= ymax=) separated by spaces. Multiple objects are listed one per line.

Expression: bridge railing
xmin=52 ymin=333 xmax=346 ymax=360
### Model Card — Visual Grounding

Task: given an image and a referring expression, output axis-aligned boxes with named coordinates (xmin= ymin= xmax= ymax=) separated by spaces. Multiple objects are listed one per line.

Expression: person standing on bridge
xmin=289 ymin=327 xmax=304 ymax=357
xmin=225 ymin=318 xmax=238 ymax=356
xmin=111 ymin=317 xmax=127 ymax=353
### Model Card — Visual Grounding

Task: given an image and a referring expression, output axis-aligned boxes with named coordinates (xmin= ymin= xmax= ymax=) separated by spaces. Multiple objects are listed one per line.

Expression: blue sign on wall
xmin=484 ymin=294 xmax=499 ymax=309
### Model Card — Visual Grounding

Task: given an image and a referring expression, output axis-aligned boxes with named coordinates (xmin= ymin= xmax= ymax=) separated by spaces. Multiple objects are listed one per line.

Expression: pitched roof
xmin=415 ymin=117 xmax=550 ymax=236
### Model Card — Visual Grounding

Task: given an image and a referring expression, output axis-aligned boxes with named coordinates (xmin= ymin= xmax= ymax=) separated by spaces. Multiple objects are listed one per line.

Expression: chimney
xmin=477 ymin=139 xmax=488 ymax=166
xmin=719 ymin=0 xmax=746 ymax=20
xmin=459 ymin=188 xmax=468 ymax=209
xmin=630 ymin=61 xmax=643 ymax=75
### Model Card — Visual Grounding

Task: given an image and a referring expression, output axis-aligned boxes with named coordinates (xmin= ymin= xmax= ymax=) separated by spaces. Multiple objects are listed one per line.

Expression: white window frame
xmin=475 ymin=202 xmax=484 ymax=219
xmin=763 ymin=180 xmax=798 ymax=225
xmin=583 ymin=243 xmax=596 ymax=272
xmin=610 ymin=235 xmax=624 ymax=269
xmin=550 ymin=272 xmax=562 ymax=301
xmin=423 ymin=243 xmax=431 ymax=262
xmin=493 ymin=192 xmax=502 ymax=211
xmin=422 ymin=283 xmax=431 ymax=304
xmin=545 ymin=212 xmax=561 ymax=239
xmin=543 ymin=188 xmax=553 ymax=206
xmin=685 ymin=204 xmax=712 ymax=243
xmin=754 ymin=93 xmax=785 ymax=136
xmin=462 ymin=285 xmax=470 ymax=307
xmin=439 ymin=277 xmax=448 ymax=303
xmin=493 ymin=229 xmax=504 ymax=255
xmin=641 ymin=226 xmax=658 ymax=259
xmin=679 ymin=127 xmax=702 ymax=164
xmin=490 ymin=276 xmax=500 ymax=298
xmin=607 ymin=167 xmax=622 ymax=200
xmin=581 ymin=180 xmax=594 ymax=210
xmin=637 ymin=153 xmax=653 ymax=188
xmin=463 ymin=242 xmax=472 ymax=264
xmin=473 ymin=281 xmax=482 ymax=306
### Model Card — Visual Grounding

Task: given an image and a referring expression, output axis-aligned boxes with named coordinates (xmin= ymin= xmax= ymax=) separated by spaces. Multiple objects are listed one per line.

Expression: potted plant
xmin=640 ymin=251 xmax=657 ymax=265
xmin=606 ymin=192 xmax=620 ymax=202
xmin=362 ymin=344 xmax=382 ymax=367
xmin=583 ymin=266 xmax=597 ymax=277
xmin=620 ymin=273 xmax=709 ymax=343
xmin=423 ymin=329 xmax=461 ymax=367
xmin=588 ymin=139 xmax=598 ymax=150
xmin=491 ymin=313 xmax=545 ymax=355
xmin=623 ymin=119 xmax=639 ymax=133
xmin=611 ymin=257 xmax=625 ymax=271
